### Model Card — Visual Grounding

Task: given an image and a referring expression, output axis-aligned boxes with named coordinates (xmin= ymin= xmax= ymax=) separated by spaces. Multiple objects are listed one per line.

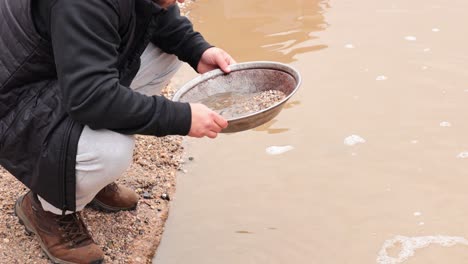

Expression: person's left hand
xmin=197 ymin=47 xmax=236 ymax=74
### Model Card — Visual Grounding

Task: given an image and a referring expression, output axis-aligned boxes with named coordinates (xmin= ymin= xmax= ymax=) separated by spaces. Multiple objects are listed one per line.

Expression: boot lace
xmin=57 ymin=213 xmax=92 ymax=246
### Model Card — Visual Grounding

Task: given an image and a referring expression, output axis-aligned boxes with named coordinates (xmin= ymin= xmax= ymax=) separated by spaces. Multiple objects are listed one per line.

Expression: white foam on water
xmin=345 ymin=44 xmax=355 ymax=49
xmin=439 ymin=121 xmax=451 ymax=127
xmin=404 ymin=36 xmax=417 ymax=41
xmin=265 ymin=145 xmax=294 ymax=155
xmin=457 ymin=152 xmax=468 ymax=159
xmin=413 ymin=212 xmax=421 ymax=216
xmin=423 ymin=48 xmax=431 ymax=52
xmin=377 ymin=235 xmax=468 ymax=264
xmin=432 ymin=28 xmax=440 ymax=32
xmin=376 ymin=75 xmax=388 ymax=81
xmin=344 ymin=135 xmax=366 ymax=146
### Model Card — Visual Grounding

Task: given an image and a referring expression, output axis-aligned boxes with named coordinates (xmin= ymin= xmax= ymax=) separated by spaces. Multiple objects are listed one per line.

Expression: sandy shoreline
xmin=0 ymin=135 xmax=185 ymax=264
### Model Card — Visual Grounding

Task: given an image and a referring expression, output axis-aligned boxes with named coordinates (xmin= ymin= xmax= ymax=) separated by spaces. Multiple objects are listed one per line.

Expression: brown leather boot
xmin=15 ymin=192 xmax=104 ymax=264
xmin=90 ymin=183 xmax=139 ymax=212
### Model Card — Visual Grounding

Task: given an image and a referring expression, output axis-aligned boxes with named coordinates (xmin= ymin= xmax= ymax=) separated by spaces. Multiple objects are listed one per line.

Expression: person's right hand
xmin=154 ymin=0 xmax=185 ymax=8
xmin=188 ymin=103 xmax=228 ymax=138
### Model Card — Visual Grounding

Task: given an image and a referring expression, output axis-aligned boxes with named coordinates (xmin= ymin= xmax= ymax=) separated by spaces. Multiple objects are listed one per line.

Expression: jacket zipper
xmin=59 ymin=118 xmax=75 ymax=215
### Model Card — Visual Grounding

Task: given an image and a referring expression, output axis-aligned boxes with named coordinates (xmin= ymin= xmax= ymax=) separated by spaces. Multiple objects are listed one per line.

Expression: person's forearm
xmin=51 ymin=0 xmax=191 ymax=136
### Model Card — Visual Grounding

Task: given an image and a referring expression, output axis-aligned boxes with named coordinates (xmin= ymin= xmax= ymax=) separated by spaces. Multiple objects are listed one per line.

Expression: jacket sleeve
xmin=50 ymin=0 xmax=191 ymax=136
xmin=151 ymin=4 xmax=213 ymax=71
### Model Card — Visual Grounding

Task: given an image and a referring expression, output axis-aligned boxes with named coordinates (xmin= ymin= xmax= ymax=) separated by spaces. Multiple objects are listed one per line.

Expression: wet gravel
xmin=202 ymin=90 xmax=287 ymax=119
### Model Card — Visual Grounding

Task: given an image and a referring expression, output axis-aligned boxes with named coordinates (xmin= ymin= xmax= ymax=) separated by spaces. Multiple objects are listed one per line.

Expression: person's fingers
xmin=210 ymin=123 xmax=222 ymax=133
xmin=225 ymin=53 xmax=236 ymax=65
xmin=216 ymin=54 xmax=231 ymax=73
xmin=213 ymin=113 xmax=228 ymax=129
xmin=206 ymin=130 xmax=218 ymax=139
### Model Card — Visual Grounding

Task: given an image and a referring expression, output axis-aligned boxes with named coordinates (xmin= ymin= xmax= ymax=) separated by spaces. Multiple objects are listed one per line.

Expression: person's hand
xmin=197 ymin=47 xmax=236 ymax=74
xmin=154 ymin=0 xmax=185 ymax=8
xmin=188 ymin=103 xmax=228 ymax=138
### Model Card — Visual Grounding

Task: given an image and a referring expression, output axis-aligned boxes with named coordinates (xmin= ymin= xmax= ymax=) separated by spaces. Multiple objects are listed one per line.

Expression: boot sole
xmin=88 ymin=199 xmax=137 ymax=213
xmin=15 ymin=195 xmax=103 ymax=264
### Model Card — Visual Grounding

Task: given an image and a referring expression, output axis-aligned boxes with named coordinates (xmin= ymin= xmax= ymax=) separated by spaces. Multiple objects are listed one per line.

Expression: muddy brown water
xmin=154 ymin=0 xmax=468 ymax=263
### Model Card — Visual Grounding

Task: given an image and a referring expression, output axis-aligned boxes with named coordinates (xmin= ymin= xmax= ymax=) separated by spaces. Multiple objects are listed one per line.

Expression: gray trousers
xmin=39 ymin=45 xmax=182 ymax=214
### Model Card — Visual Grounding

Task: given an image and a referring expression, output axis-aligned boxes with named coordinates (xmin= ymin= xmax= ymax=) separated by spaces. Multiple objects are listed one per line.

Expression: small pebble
xmin=142 ymin=192 xmax=152 ymax=199
xmin=188 ymin=157 xmax=194 ymax=161
xmin=161 ymin=193 xmax=170 ymax=201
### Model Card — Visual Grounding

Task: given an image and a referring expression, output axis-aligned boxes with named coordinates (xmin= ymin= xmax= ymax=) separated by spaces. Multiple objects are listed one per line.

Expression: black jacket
xmin=0 ymin=0 xmax=211 ymax=211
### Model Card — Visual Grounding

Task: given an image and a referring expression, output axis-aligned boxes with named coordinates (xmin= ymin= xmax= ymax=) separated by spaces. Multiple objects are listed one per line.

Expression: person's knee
xmin=99 ymin=134 xmax=135 ymax=180
xmin=77 ymin=127 xmax=135 ymax=183
xmin=131 ymin=44 xmax=182 ymax=95
xmin=74 ymin=128 xmax=135 ymax=209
